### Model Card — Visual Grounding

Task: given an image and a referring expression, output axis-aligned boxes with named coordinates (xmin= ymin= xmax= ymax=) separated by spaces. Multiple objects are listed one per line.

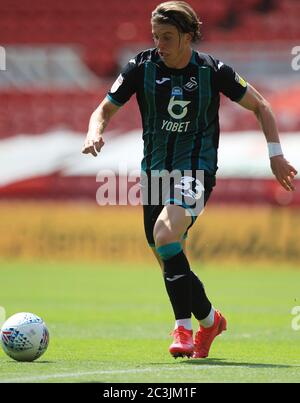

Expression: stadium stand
xmin=1 ymin=0 xmax=299 ymax=76
xmin=0 ymin=0 xmax=299 ymax=202
xmin=1 ymin=0 xmax=299 ymax=136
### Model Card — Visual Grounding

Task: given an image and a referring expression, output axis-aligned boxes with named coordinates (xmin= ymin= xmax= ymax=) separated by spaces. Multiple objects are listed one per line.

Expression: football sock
xmin=190 ymin=270 xmax=213 ymax=321
xmin=175 ymin=318 xmax=193 ymax=330
xmin=156 ymin=242 xmax=182 ymax=260
xmin=156 ymin=242 xmax=192 ymax=320
xmin=199 ymin=306 xmax=216 ymax=328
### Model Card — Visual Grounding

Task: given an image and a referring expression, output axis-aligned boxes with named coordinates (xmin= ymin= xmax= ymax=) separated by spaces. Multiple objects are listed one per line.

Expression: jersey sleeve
xmin=214 ymin=60 xmax=248 ymax=102
xmin=106 ymin=58 xmax=139 ymax=107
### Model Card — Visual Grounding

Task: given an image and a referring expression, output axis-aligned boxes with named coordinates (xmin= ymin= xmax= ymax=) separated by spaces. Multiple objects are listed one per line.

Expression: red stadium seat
xmin=0 ymin=0 xmax=299 ymax=139
xmin=1 ymin=0 xmax=299 ymax=76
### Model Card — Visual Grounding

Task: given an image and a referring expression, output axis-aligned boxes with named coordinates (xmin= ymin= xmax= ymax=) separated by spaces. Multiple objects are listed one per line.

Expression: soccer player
xmin=82 ymin=1 xmax=297 ymax=359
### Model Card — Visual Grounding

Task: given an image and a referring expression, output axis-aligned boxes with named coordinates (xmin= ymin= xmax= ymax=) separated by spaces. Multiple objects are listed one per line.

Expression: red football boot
xmin=169 ymin=326 xmax=194 ymax=358
xmin=192 ymin=310 xmax=227 ymax=359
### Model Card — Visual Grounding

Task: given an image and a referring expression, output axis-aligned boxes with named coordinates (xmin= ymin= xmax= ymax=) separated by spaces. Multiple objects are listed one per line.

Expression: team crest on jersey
xmin=183 ymin=77 xmax=198 ymax=92
xmin=171 ymin=87 xmax=183 ymax=96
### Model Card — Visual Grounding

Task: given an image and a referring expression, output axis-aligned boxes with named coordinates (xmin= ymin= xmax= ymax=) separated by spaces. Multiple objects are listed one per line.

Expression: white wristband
xmin=268 ymin=142 xmax=283 ymax=158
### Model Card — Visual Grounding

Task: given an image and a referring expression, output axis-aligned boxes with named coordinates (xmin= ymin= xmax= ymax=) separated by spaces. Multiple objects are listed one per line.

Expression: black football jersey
xmin=107 ymin=48 xmax=247 ymax=179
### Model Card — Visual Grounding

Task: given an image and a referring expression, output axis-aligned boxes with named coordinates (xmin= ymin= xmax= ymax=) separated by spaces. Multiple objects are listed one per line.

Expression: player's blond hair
xmin=151 ymin=1 xmax=202 ymax=42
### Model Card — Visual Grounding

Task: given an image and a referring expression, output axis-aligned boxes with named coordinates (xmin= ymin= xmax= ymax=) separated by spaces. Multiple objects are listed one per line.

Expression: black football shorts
xmin=141 ymin=170 xmax=214 ymax=247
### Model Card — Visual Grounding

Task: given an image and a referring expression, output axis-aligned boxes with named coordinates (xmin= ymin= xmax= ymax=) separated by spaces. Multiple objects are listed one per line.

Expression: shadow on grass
xmin=137 ymin=359 xmax=299 ymax=369
xmin=180 ymin=358 xmax=298 ymax=369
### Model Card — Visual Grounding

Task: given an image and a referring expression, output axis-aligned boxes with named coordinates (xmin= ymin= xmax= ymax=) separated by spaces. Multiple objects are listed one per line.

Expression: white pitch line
xmin=0 ymin=365 xmax=230 ymax=383
xmin=1 ymin=363 xmax=299 ymax=383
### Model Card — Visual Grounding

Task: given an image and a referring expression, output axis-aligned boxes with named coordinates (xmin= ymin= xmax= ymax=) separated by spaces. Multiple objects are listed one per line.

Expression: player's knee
xmin=153 ymin=223 xmax=178 ymax=247
xmin=155 ymin=232 xmax=175 ymax=247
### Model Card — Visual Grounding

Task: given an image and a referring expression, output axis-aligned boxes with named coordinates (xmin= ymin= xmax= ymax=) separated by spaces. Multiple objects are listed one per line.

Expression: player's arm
xmin=238 ymin=84 xmax=298 ymax=191
xmin=82 ymin=98 xmax=119 ymax=157
xmin=82 ymin=56 xmax=138 ymax=157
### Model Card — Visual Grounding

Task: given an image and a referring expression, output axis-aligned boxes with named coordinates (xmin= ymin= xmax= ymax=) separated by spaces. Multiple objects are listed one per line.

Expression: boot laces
xmin=171 ymin=327 xmax=191 ymax=343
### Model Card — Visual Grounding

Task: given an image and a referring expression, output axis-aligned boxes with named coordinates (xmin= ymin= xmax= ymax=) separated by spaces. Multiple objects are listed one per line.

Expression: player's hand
xmin=270 ymin=155 xmax=298 ymax=191
xmin=82 ymin=133 xmax=105 ymax=157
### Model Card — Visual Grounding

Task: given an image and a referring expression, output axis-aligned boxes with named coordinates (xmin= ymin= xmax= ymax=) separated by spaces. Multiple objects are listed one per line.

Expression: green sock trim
xmin=156 ymin=242 xmax=183 ymax=260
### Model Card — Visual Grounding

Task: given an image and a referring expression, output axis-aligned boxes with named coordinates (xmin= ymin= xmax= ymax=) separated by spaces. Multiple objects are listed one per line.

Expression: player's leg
xmin=188 ymin=259 xmax=227 ymax=360
xmin=153 ymin=204 xmax=194 ymax=357
xmin=151 ymin=239 xmax=212 ymax=320
xmin=151 ymin=231 xmax=215 ymax=327
xmin=154 ymin=204 xmax=193 ymax=325
xmin=151 ymin=208 xmax=226 ymax=359
xmin=150 ymin=238 xmax=189 ymax=286
xmin=143 ymin=191 xmax=226 ymax=358
xmin=150 ymin=239 xmax=187 ymax=273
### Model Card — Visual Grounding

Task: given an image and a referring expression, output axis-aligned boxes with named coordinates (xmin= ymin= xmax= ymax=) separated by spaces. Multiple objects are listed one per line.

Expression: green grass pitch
xmin=0 ymin=261 xmax=300 ymax=383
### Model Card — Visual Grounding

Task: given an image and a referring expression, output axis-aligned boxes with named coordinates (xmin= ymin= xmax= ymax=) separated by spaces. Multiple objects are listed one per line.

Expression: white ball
xmin=0 ymin=312 xmax=49 ymax=362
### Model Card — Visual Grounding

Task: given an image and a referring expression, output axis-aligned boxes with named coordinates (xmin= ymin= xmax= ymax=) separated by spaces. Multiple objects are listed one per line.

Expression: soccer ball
xmin=0 ymin=312 xmax=49 ymax=362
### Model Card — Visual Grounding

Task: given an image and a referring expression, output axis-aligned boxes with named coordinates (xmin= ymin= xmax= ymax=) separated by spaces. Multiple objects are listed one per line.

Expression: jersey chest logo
xmin=183 ymin=77 xmax=198 ymax=92
xmin=156 ymin=77 xmax=170 ymax=85
xmin=167 ymin=96 xmax=191 ymax=120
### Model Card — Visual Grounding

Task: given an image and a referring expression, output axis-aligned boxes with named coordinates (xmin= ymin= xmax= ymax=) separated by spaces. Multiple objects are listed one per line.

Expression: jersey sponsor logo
xmin=235 ymin=73 xmax=247 ymax=88
xmin=183 ymin=77 xmax=198 ymax=92
xmin=167 ymin=96 xmax=191 ymax=119
xmin=156 ymin=77 xmax=170 ymax=85
xmin=171 ymin=87 xmax=183 ymax=96
xmin=161 ymin=120 xmax=190 ymax=133
xmin=110 ymin=74 xmax=124 ymax=93
xmin=175 ymin=176 xmax=204 ymax=200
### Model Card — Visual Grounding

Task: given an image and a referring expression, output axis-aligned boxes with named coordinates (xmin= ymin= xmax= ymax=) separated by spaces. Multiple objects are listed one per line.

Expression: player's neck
xmin=164 ymin=47 xmax=193 ymax=69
